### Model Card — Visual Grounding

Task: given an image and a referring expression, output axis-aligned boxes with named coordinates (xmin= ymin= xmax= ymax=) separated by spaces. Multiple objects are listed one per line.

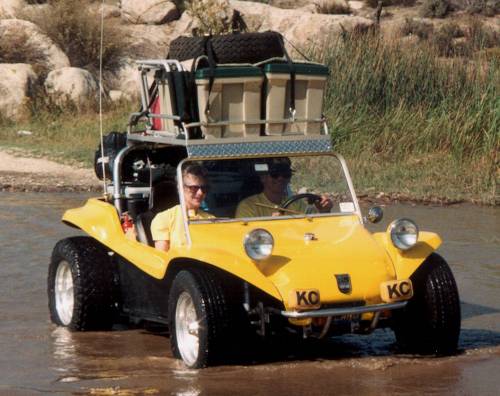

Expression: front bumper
xmin=277 ymin=301 xmax=407 ymax=319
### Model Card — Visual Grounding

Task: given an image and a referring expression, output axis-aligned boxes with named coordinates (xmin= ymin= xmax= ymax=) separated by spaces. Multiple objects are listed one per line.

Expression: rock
xmin=109 ymin=89 xmax=132 ymax=102
xmin=44 ymin=67 xmax=99 ymax=106
xmin=0 ymin=19 xmax=70 ymax=71
xmin=0 ymin=64 xmax=37 ymax=121
xmin=114 ymin=62 xmax=141 ymax=99
xmin=121 ymin=0 xmax=179 ymax=25
xmin=348 ymin=1 xmax=365 ymax=10
xmin=122 ymin=23 xmax=173 ymax=58
xmin=90 ymin=2 xmax=121 ymax=19
xmin=170 ymin=10 xmax=196 ymax=38
xmin=230 ymin=0 xmax=374 ymax=53
xmin=0 ymin=0 xmax=24 ymax=18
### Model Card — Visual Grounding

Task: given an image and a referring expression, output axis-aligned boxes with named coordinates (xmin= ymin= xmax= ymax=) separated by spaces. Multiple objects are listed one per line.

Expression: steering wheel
xmin=282 ymin=193 xmax=321 ymax=209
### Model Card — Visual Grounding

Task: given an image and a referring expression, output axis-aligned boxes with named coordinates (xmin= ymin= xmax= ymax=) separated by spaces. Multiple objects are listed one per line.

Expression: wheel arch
xmin=372 ymin=231 xmax=443 ymax=280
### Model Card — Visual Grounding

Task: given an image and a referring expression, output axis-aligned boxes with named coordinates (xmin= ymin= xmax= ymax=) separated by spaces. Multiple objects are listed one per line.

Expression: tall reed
xmin=311 ymin=31 xmax=499 ymax=202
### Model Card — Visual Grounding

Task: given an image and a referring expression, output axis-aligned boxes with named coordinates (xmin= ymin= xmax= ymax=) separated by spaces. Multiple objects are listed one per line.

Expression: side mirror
xmin=367 ymin=206 xmax=383 ymax=223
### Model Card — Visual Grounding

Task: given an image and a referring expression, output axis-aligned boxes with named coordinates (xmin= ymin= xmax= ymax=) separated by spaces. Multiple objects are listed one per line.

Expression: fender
xmin=372 ymin=231 xmax=442 ymax=280
xmin=62 ymin=198 xmax=282 ymax=300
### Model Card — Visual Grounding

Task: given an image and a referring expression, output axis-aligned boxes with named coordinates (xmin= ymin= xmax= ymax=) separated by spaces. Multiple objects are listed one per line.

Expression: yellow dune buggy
xmin=47 ymin=33 xmax=461 ymax=368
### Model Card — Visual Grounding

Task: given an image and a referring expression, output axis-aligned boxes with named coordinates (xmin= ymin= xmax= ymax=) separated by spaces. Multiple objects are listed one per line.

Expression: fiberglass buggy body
xmin=48 ymin=32 xmax=461 ymax=368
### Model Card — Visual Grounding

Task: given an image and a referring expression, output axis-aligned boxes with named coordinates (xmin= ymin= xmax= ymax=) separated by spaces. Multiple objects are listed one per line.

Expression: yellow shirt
xmin=235 ymin=192 xmax=306 ymax=218
xmin=150 ymin=205 xmax=213 ymax=248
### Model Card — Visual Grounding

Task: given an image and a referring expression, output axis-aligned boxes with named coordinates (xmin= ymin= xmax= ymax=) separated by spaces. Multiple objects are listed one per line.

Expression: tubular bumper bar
xmin=279 ymin=301 xmax=408 ymax=319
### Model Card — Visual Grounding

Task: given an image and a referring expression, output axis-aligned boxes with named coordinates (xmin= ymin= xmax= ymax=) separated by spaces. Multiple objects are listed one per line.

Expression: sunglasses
xmin=184 ymin=184 xmax=210 ymax=194
xmin=269 ymin=170 xmax=292 ymax=179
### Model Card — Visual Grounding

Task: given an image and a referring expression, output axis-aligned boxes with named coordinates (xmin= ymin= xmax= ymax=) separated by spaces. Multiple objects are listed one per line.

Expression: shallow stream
xmin=0 ymin=192 xmax=498 ymax=395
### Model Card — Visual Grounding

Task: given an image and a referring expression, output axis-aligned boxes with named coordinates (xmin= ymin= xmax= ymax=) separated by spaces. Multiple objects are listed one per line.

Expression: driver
xmin=235 ymin=158 xmax=332 ymax=218
xmin=151 ymin=163 xmax=213 ymax=252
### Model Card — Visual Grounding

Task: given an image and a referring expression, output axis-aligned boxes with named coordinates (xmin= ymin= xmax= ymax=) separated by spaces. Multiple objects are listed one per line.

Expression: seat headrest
xmin=151 ymin=180 xmax=179 ymax=213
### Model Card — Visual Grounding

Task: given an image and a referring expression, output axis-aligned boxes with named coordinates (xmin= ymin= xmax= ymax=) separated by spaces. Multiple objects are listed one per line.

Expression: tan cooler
xmin=195 ymin=66 xmax=264 ymax=138
xmin=263 ymin=62 xmax=329 ymax=135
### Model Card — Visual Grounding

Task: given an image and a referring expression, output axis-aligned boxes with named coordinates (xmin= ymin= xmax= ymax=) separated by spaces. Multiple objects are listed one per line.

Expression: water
xmin=0 ymin=192 xmax=499 ymax=395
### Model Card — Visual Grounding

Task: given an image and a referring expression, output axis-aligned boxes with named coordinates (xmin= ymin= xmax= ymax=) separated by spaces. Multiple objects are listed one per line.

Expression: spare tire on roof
xmin=168 ymin=31 xmax=285 ymax=64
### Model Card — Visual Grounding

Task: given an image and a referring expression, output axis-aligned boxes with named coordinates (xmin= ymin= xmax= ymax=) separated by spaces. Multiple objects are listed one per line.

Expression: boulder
xmin=44 ymin=67 xmax=99 ymax=106
xmin=122 ymin=23 xmax=174 ymax=58
xmin=109 ymin=89 xmax=132 ymax=102
xmin=121 ymin=0 xmax=179 ymax=25
xmin=0 ymin=19 xmax=70 ymax=71
xmin=0 ymin=0 xmax=24 ymax=18
xmin=230 ymin=0 xmax=373 ymax=51
xmin=0 ymin=64 xmax=37 ymax=121
xmin=90 ymin=2 xmax=121 ymax=19
xmin=114 ymin=61 xmax=141 ymax=99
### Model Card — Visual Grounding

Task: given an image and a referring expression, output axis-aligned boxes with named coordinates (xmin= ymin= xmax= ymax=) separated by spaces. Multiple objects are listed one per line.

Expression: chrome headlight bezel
xmin=389 ymin=218 xmax=419 ymax=250
xmin=243 ymin=228 xmax=274 ymax=261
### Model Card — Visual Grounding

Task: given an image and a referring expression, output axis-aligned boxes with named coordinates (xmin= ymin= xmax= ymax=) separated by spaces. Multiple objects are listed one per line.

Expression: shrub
xmin=399 ymin=18 xmax=434 ymax=39
xmin=185 ymin=0 xmax=233 ymax=36
xmin=463 ymin=17 xmax=500 ymax=50
xmin=315 ymin=0 xmax=351 ymax=14
xmin=24 ymin=0 xmax=125 ymax=77
xmin=364 ymin=0 xmax=416 ymax=8
xmin=420 ymin=0 xmax=451 ymax=17
xmin=431 ymin=22 xmax=465 ymax=56
xmin=468 ymin=0 xmax=500 ymax=16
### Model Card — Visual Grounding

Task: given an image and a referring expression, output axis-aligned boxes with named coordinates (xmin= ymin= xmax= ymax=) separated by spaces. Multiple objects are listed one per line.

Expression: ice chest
xmin=195 ymin=66 xmax=264 ymax=138
xmin=263 ymin=62 xmax=329 ymax=135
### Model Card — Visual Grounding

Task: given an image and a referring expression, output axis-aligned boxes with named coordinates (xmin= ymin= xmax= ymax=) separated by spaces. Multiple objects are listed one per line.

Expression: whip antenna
xmin=98 ymin=0 xmax=107 ymax=195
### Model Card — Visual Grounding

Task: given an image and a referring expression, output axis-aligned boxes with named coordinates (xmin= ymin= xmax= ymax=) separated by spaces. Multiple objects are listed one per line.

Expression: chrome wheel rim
xmin=175 ymin=291 xmax=199 ymax=367
xmin=55 ymin=260 xmax=74 ymax=326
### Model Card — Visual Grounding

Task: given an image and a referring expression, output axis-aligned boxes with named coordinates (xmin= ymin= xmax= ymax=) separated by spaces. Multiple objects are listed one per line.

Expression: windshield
xmin=182 ymin=154 xmax=356 ymax=222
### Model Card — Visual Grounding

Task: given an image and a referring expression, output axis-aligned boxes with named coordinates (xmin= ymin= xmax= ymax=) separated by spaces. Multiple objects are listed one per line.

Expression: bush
xmin=431 ymin=22 xmax=465 ymax=56
xmin=420 ymin=0 xmax=451 ymax=17
xmin=23 ymin=0 xmax=125 ymax=77
xmin=364 ymin=0 xmax=416 ymax=8
xmin=185 ymin=0 xmax=233 ymax=36
xmin=467 ymin=0 xmax=500 ymax=16
xmin=314 ymin=0 xmax=351 ymax=14
xmin=399 ymin=18 xmax=434 ymax=39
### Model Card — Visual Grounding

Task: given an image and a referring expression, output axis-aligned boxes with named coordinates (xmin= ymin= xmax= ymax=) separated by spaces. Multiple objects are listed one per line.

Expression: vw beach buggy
xmin=48 ymin=32 xmax=461 ymax=368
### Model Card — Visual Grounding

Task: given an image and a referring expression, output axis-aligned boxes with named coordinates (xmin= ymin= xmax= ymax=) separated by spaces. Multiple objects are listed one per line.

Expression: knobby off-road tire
xmin=168 ymin=31 xmax=285 ymax=64
xmin=48 ymin=237 xmax=119 ymax=331
xmin=392 ymin=253 xmax=461 ymax=355
xmin=168 ymin=268 xmax=235 ymax=368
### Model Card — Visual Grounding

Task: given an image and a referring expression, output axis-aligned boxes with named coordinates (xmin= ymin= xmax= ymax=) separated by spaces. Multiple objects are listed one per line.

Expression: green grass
xmin=0 ymin=102 xmax=133 ymax=167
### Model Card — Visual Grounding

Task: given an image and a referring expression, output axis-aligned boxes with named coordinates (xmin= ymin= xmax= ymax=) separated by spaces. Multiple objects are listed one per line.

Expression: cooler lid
xmin=195 ymin=66 xmax=263 ymax=79
xmin=263 ymin=62 xmax=329 ymax=76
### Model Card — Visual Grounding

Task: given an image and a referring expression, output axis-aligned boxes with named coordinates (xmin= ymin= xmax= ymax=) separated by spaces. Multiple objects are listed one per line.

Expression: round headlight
xmin=244 ymin=229 xmax=274 ymax=261
xmin=389 ymin=218 xmax=419 ymax=250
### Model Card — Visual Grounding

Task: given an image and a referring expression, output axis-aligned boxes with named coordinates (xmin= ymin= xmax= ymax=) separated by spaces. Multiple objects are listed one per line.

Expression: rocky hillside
xmin=0 ymin=0 xmax=498 ymax=121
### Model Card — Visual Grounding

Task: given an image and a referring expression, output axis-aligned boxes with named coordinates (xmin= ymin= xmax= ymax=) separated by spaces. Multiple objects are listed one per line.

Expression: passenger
xmin=151 ymin=163 xmax=213 ymax=252
xmin=235 ymin=158 xmax=333 ymax=218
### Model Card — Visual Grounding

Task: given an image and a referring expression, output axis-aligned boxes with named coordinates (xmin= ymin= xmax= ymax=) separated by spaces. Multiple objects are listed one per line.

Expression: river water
xmin=0 ymin=192 xmax=499 ymax=395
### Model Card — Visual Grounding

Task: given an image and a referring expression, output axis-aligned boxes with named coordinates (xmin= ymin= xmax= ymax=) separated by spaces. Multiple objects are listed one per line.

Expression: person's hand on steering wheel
xmin=315 ymin=194 xmax=333 ymax=213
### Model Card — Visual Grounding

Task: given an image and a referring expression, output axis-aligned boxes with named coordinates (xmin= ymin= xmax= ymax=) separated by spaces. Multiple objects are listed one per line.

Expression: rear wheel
xmin=392 ymin=253 xmax=461 ymax=355
xmin=48 ymin=237 xmax=118 ymax=330
xmin=168 ymin=269 xmax=232 ymax=368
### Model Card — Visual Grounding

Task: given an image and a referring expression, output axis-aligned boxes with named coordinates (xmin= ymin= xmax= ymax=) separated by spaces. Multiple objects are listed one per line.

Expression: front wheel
xmin=48 ymin=237 xmax=118 ymax=331
xmin=392 ymin=253 xmax=461 ymax=355
xmin=168 ymin=269 xmax=232 ymax=368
